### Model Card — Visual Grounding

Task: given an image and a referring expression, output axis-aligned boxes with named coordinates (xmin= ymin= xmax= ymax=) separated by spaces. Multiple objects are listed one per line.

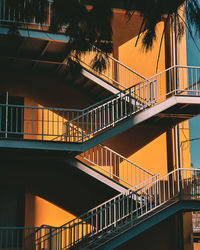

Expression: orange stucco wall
xmin=111 ymin=12 xmax=168 ymax=176
xmin=110 ymin=10 xmax=191 ymax=177
xmin=118 ymin=22 xmax=166 ymax=77
xmin=194 ymin=243 xmax=200 ymax=250
xmin=25 ymin=191 xmax=75 ymax=227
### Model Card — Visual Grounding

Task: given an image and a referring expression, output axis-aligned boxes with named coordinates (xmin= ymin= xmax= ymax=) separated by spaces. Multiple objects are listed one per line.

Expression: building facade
xmin=0 ymin=1 xmax=200 ymax=249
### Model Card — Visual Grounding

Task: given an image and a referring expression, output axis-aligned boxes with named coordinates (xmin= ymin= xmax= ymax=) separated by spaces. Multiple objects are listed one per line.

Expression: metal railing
xmin=0 ymin=0 xmax=53 ymax=28
xmin=2 ymin=66 xmax=200 ymax=143
xmin=78 ymin=144 xmax=155 ymax=189
xmin=0 ymin=0 xmax=147 ymax=91
xmin=1 ymin=169 xmax=199 ymax=249
xmin=0 ymin=103 xmax=82 ymax=141
xmin=141 ymin=65 xmax=200 ymax=105
xmin=0 ymin=81 xmax=151 ymax=143
xmin=0 ymin=226 xmax=64 ymax=250
xmin=66 ymin=82 xmax=152 ymax=143
xmin=192 ymin=170 xmax=200 ymax=232
xmin=45 ymin=168 xmax=200 ymax=249
xmin=193 ymin=212 xmax=200 ymax=232
xmin=77 ymin=45 xmax=147 ymax=90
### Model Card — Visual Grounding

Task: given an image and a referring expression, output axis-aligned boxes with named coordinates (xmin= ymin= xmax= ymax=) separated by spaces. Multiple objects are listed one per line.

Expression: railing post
xmin=149 ymin=81 xmax=152 ymax=104
xmin=129 ymin=88 xmax=132 ymax=116
xmin=48 ymin=0 xmax=52 ymax=26
xmin=49 ymin=228 xmax=52 ymax=250
xmin=0 ymin=0 xmax=2 ymax=23
xmin=5 ymin=104 xmax=8 ymax=138
xmin=42 ymin=108 xmax=44 ymax=140
xmin=82 ymin=111 xmax=84 ymax=142
xmin=174 ymin=66 xmax=178 ymax=94
xmin=5 ymin=92 xmax=8 ymax=138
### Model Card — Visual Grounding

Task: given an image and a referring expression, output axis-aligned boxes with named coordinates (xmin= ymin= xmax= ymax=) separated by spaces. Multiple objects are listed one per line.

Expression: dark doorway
xmin=0 ymin=93 xmax=24 ymax=138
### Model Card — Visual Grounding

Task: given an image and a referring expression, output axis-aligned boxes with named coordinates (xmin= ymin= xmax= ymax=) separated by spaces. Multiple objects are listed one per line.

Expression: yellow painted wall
xmin=125 ymin=133 xmax=168 ymax=177
xmin=25 ymin=191 xmax=76 ymax=227
xmin=117 ymin=21 xmax=166 ymax=77
xmin=112 ymin=13 xmax=169 ymax=176
xmin=111 ymin=10 xmax=191 ymax=177
xmin=0 ymin=71 xmax=96 ymax=142
xmin=194 ymin=243 xmax=200 ymax=250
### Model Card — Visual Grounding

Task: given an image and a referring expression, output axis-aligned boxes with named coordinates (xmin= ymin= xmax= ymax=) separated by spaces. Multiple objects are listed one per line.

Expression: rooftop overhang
xmin=0 ymin=25 xmax=69 ymax=42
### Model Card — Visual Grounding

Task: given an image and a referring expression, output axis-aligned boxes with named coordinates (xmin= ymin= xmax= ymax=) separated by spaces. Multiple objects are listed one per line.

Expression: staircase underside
xmin=105 ymin=95 xmax=200 ymax=155
xmin=0 ymin=27 xmax=120 ymax=101
xmin=0 ymin=148 xmax=122 ymax=215
xmin=90 ymin=199 xmax=200 ymax=250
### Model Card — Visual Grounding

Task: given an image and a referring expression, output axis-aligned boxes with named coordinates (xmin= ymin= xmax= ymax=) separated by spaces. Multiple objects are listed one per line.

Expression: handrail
xmin=2 ymin=169 xmax=199 ymax=250
xmin=141 ymin=65 xmax=200 ymax=105
xmin=66 ymin=82 xmax=152 ymax=143
xmin=60 ymin=174 xmax=159 ymax=229
xmin=50 ymin=168 xmax=200 ymax=249
xmin=0 ymin=103 xmax=83 ymax=112
xmin=0 ymin=226 xmax=58 ymax=249
xmin=0 ymin=103 xmax=82 ymax=142
xmin=64 ymin=64 xmax=200 ymax=143
xmin=78 ymin=144 xmax=155 ymax=189
xmin=91 ymin=45 xmax=147 ymax=81
xmin=76 ymin=45 xmax=147 ymax=90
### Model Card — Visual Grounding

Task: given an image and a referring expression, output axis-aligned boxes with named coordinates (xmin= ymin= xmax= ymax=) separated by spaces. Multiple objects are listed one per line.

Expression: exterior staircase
xmin=77 ymin=143 xmax=156 ymax=189
xmin=1 ymin=168 xmax=200 ymax=249
xmin=33 ymin=168 xmax=200 ymax=249
xmin=1 ymin=5 xmax=200 ymax=248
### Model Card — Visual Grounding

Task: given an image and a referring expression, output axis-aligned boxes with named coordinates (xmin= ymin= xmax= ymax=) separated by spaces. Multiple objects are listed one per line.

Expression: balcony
xmin=0 ymin=0 xmax=53 ymax=31
xmin=1 ymin=66 xmax=200 ymax=152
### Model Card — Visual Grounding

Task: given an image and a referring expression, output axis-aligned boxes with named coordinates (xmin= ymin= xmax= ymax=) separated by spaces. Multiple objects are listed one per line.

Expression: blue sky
xmin=186 ymin=20 xmax=200 ymax=168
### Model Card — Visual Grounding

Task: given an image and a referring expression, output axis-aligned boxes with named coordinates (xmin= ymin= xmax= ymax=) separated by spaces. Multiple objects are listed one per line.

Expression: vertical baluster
xmin=125 ymin=67 xmax=127 ymax=88
xmin=121 ymin=65 xmax=123 ymax=86
xmin=26 ymin=107 xmax=29 ymax=136
xmin=127 ymin=160 xmax=128 ymax=184
xmin=10 ymin=106 xmax=13 ymax=134
xmin=31 ymin=108 xmax=33 ymax=134
xmin=122 ymin=158 xmax=125 ymax=181
xmin=112 ymin=59 xmax=115 ymax=83
xmin=3 ymin=0 xmax=5 ymax=20
xmin=120 ymin=93 xmax=123 ymax=118
xmin=0 ymin=0 xmax=2 ymax=22
xmin=57 ymin=110 xmax=59 ymax=138
xmin=172 ymin=171 xmax=175 ymax=196
xmin=135 ymin=163 xmax=137 ymax=186
xmin=191 ymin=69 xmax=193 ymax=95
xmin=62 ymin=110 xmax=64 ymax=141
xmin=159 ymin=180 xmax=161 ymax=204
xmin=48 ymin=0 xmax=51 ymax=26
xmin=42 ymin=108 xmax=44 ymax=140
xmin=196 ymin=68 xmax=198 ymax=95
xmin=0 ymin=106 xmax=1 ymax=133
xmin=110 ymin=150 xmax=112 ymax=178
xmin=181 ymin=68 xmax=184 ymax=92
xmin=97 ymin=145 xmax=99 ymax=166
xmin=116 ymin=97 xmax=118 ymax=122
xmin=51 ymin=109 xmax=54 ymax=137
xmin=5 ymin=102 xmax=8 ymax=138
